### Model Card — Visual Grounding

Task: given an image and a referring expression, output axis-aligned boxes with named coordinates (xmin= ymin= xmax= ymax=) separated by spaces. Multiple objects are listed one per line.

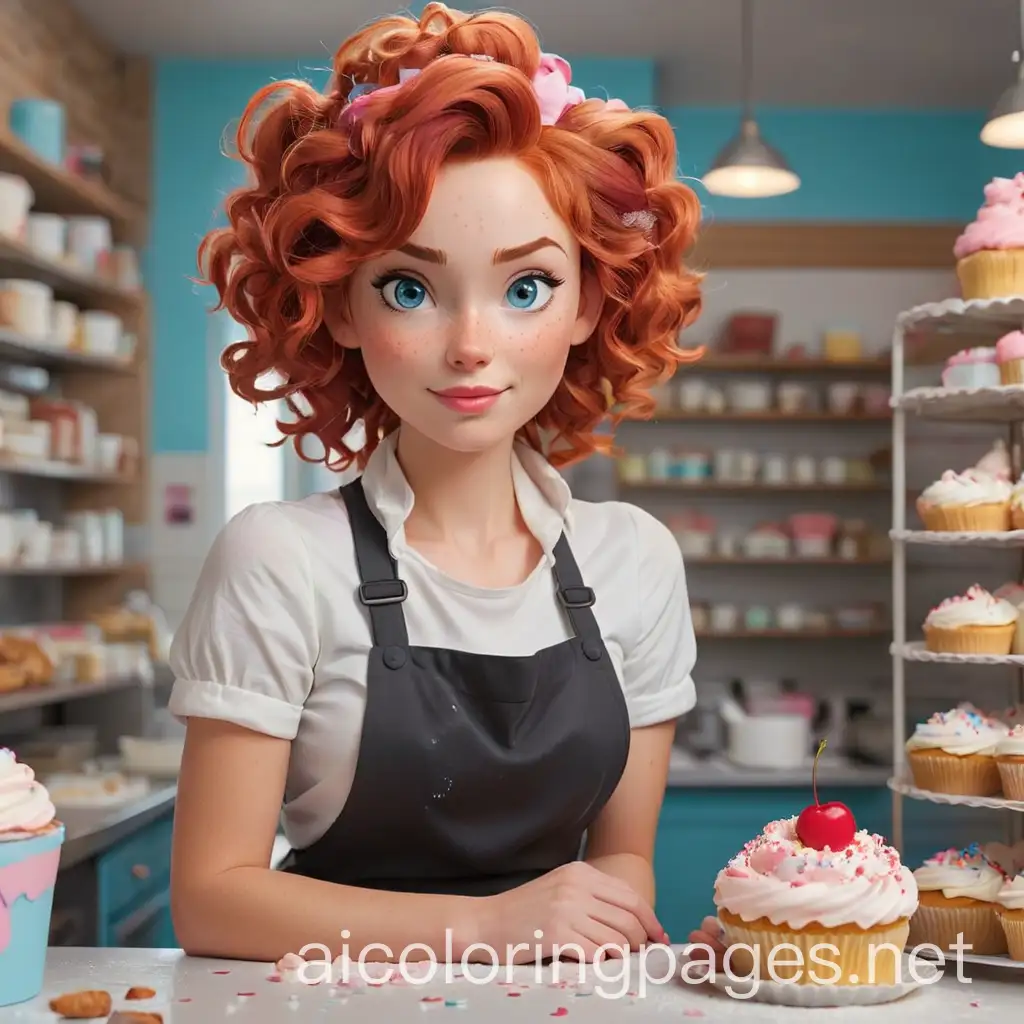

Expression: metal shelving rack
xmin=888 ymin=298 xmax=1024 ymax=932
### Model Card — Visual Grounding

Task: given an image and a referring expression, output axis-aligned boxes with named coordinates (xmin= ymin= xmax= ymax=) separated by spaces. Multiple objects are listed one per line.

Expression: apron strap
xmin=340 ymin=479 xmax=410 ymax=648
xmin=551 ymin=533 xmax=606 ymax=662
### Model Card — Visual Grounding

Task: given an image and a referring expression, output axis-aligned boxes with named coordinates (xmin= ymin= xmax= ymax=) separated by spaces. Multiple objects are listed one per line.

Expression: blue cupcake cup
xmin=0 ymin=824 xmax=64 ymax=1006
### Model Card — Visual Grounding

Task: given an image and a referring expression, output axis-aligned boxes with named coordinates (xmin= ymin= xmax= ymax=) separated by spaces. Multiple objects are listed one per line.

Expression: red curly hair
xmin=199 ymin=3 xmax=704 ymax=470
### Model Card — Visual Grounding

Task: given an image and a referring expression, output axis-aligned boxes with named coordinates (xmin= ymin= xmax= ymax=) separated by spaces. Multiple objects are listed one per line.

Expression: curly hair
xmin=199 ymin=3 xmax=704 ymax=470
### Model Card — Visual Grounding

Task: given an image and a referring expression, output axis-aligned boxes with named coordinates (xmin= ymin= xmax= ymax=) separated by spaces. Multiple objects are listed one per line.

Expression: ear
xmin=570 ymin=267 xmax=603 ymax=346
xmin=323 ymin=294 xmax=360 ymax=350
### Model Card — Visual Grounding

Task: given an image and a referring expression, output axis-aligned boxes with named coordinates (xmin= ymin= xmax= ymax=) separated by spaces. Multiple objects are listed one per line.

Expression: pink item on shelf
xmin=748 ymin=694 xmax=816 ymax=719
xmin=996 ymin=331 xmax=1024 ymax=362
xmin=954 ymin=173 xmax=1024 ymax=258
xmin=947 ymin=347 xmax=999 ymax=366
xmin=789 ymin=513 xmax=839 ymax=538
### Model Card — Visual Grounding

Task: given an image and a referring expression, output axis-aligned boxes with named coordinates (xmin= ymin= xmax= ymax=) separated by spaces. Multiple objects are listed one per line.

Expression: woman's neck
xmin=395 ymin=427 xmax=523 ymax=548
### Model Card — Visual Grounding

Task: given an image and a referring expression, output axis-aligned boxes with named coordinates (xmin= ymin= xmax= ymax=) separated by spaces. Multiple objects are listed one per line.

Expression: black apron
xmin=282 ymin=478 xmax=631 ymax=896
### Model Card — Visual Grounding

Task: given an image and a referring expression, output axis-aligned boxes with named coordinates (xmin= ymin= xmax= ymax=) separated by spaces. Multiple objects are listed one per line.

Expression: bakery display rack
xmin=888 ymin=296 xmax=1024 ymax=971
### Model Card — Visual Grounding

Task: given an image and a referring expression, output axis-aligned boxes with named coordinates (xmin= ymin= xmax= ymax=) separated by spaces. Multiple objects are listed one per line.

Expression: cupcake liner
xmin=1001 ymin=358 xmax=1024 ymax=385
xmin=923 ymin=622 xmax=1015 ymax=654
xmin=1013 ymin=507 xmax=1024 ymax=531
xmin=957 ymin=250 xmax=1024 ymax=300
xmin=997 ymin=909 xmax=1024 ymax=960
xmin=908 ymin=900 xmax=1006 ymax=956
xmin=917 ymin=500 xmax=1010 ymax=532
xmin=997 ymin=757 xmax=1024 ymax=800
xmin=718 ymin=911 xmax=910 ymax=986
xmin=907 ymin=750 xmax=1002 ymax=796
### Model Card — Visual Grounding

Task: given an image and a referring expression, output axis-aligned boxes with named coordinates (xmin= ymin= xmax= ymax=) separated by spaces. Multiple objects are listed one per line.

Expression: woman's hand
xmin=686 ymin=915 xmax=726 ymax=968
xmin=471 ymin=861 xmax=668 ymax=964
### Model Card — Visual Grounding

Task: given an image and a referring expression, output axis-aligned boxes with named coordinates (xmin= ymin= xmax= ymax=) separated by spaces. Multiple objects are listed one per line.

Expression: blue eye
xmin=505 ymin=275 xmax=558 ymax=310
xmin=376 ymin=276 xmax=429 ymax=310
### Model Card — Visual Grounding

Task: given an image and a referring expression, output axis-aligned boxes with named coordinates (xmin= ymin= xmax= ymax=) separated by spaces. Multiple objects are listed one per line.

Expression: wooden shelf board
xmin=0 ymin=457 xmax=134 ymax=483
xmin=687 ymin=356 xmax=891 ymax=374
xmin=0 ymin=673 xmax=144 ymax=714
xmin=687 ymin=556 xmax=890 ymax=566
xmin=647 ymin=410 xmax=891 ymax=423
xmin=0 ymin=561 xmax=145 ymax=577
xmin=619 ymin=481 xmax=889 ymax=493
xmin=0 ymin=130 xmax=144 ymax=238
xmin=690 ymin=223 xmax=961 ymax=269
xmin=0 ymin=235 xmax=143 ymax=312
xmin=0 ymin=328 xmax=135 ymax=373
xmin=695 ymin=629 xmax=890 ymax=639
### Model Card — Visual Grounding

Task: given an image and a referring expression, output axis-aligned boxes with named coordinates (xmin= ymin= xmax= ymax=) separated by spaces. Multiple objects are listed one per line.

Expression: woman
xmin=169 ymin=2 xmax=720 ymax=966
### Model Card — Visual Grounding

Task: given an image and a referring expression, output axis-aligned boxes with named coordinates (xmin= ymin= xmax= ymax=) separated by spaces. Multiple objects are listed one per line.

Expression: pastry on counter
xmin=942 ymin=347 xmax=1000 ymax=389
xmin=923 ymin=584 xmax=1018 ymax=654
xmin=916 ymin=468 xmax=1011 ymax=532
xmin=909 ymin=843 xmax=1009 ymax=955
xmin=996 ymin=724 xmax=1024 ymax=800
xmin=996 ymin=866 xmax=1024 ymax=959
xmin=905 ymin=705 xmax=1007 ymax=796
xmin=996 ymin=330 xmax=1024 ymax=385
xmin=954 ymin=173 xmax=1024 ymax=300
xmin=713 ymin=805 xmax=917 ymax=985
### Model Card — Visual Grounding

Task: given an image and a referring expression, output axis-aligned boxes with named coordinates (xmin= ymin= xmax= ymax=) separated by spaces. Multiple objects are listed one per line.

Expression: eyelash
xmin=369 ymin=270 xmax=566 ymax=313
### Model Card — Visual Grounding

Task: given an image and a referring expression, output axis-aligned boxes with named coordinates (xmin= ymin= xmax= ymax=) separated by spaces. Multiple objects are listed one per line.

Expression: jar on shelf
xmin=647 ymin=447 xmax=672 ymax=481
xmin=617 ymin=452 xmax=646 ymax=483
xmin=671 ymin=449 xmax=710 ymax=481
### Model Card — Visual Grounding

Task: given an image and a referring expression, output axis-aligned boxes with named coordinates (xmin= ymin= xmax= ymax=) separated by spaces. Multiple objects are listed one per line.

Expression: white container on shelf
xmin=0 ymin=513 xmax=16 ymax=563
xmin=79 ymin=310 xmax=122 ymax=355
xmin=25 ymin=213 xmax=67 ymax=260
xmin=19 ymin=520 xmax=53 ymax=566
xmin=0 ymin=173 xmax=33 ymax=239
xmin=49 ymin=528 xmax=82 ymax=565
xmin=0 ymin=279 xmax=54 ymax=339
xmin=96 ymin=434 xmax=122 ymax=474
xmin=100 ymin=509 xmax=124 ymax=563
xmin=726 ymin=713 xmax=810 ymax=770
xmin=65 ymin=511 xmax=105 ymax=564
xmin=66 ymin=216 xmax=112 ymax=275
xmin=50 ymin=301 xmax=78 ymax=347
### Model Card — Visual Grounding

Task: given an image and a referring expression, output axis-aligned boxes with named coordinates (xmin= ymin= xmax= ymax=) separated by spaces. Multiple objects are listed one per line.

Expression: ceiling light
xmin=982 ymin=0 xmax=1024 ymax=147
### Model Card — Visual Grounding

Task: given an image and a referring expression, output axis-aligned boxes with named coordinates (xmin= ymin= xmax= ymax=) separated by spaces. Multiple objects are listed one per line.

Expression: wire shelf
xmin=891 ymin=529 xmax=1024 ymax=547
xmin=893 ymin=384 xmax=1024 ymax=421
xmin=893 ymin=641 xmax=1024 ymax=666
xmin=896 ymin=295 xmax=1024 ymax=335
xmin=887 ymin=773 xmax=1024 ymax=812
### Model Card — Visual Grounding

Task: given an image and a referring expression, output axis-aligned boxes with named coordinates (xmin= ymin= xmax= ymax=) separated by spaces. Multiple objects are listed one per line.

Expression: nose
xmin=444 ymin=306 xmax=493 ymax=372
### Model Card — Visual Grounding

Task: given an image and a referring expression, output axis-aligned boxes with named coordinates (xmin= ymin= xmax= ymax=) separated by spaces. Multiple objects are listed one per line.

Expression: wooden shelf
xmin=0 ymin=130 xmax=144 ymax=240
xmin=0 ymin=327 xmax=135 ymax=373
xmin=688 ymin=356 xmax=891 ymax=374
xmin=647 ymin=410 xmax=890 ymax=423
xmin=0 ymin=457 xmax=134 ymax=483
xmin=619 ymin=480 xmax=889 ymax=493
xmin=687 ymin=556 xmax=890 ymax=566
xmin=0 ymin=672 xmax=144 ymax=714
xmin=0 ymin=235 xmax=143 ymax=312
xmin=696 ymin=628 xmax=890 ymax=639
xmin=0 ymin=561 xmax=145 ymax=577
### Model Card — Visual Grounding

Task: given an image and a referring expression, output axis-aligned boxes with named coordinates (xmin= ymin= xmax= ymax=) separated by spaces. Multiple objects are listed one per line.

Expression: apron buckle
xmin=558 ymin=585 xmax=595 ymax=609
xmin=359 ymin=579 xmax=408 ymax=605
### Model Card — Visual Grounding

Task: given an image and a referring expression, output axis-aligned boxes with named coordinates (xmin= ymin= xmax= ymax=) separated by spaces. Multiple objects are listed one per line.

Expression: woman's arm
xmin=170 ymin=717 xmax=480 ymax=962
xmin=582 ymin=720 xmax=675 ymax=910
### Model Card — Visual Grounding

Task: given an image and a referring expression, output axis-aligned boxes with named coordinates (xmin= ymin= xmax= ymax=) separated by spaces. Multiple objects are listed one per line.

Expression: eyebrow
xmin=396 ymin=236 xmax=566 ymax=266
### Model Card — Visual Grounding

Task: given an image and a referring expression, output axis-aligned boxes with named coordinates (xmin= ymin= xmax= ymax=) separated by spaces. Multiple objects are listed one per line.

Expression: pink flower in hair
xmin=532 ymin=53 xmax=587 ymax=125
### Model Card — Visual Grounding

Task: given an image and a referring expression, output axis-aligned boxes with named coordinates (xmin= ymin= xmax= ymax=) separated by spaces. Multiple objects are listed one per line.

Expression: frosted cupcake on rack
xmin=995 ymin=868 xmax=1024 ymax=960
xmin=916 ymin=469 xmax=1010 ymax=532
xmin=995 ymin=724 xmax=1024 ymax=800
xmin=909 ymin=843 xmax=1009 ymax=955
xmin=922 ymin=584 xmax=1018 ymax=654
xmin=905 ymin=705 xmax=1008 ymax=795
xmin=942 ymin=347 xmax=1000 ymax=389
xmin=953 ymin=173 xmax=1024 ymax=299
xmin=996 ymin=330 xmax=1024 ymax=385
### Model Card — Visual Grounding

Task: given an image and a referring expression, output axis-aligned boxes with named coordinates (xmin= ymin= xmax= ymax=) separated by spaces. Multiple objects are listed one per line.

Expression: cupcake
xmin=916 ymin=469 xmax=1010 ymax=532
xmin=996 ymin=331 xmax=1024 ymax=384
xmin=922 ymin=584 xmax=1018 ymax=654
xmin=996 ymin=724 xmax=1024 ymax=800
xmin=995 ymin=869 xmax=1024 ymax=959
xmin=0 ymin=748 xmax=63 ymax=1007
xmin=994 ymin=582 xmax=1024 ymax=652
xmin=905 ymin=706 xmax=1007 ymax=796
xmin=714 ymin=817 xmax=917 ymax=986
xmin=954 ymin=174 xmax=1024 ymax=299
xmin=942 ymin=347 xmax=1000 ymax=389
xmin=1012 ymin=479 xmax=1024 ymax=530
xmin=976 ymin=439 xmax=1012 ymax=478
xmin=909 ymin=844 xmax=1009 ymax=955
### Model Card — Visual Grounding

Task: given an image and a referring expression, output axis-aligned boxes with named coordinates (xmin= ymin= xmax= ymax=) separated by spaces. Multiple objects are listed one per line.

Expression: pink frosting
xmin=954 ymin=174 xmax=1024 ymax=258
xmin=0 ymin=846 xmax=60 ymax=952
xmin=946 ymin=347 xmax=998 ymax=366
xmin=997 ymin=331 xmax=1024 ymax=361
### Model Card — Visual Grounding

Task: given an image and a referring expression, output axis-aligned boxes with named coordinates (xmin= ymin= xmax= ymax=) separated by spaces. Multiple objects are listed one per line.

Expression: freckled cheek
xmin=503 ymin=315 xmax=574 ymax=371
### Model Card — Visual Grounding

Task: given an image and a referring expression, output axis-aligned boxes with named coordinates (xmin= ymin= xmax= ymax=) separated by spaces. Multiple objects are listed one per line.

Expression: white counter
xmin=16 ymin=947 xmax=1024 ymax=1022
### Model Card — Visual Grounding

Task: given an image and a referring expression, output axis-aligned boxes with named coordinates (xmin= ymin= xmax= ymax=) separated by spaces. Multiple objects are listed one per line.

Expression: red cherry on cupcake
xmin=796 ymin=739 xmax=857 ymax=851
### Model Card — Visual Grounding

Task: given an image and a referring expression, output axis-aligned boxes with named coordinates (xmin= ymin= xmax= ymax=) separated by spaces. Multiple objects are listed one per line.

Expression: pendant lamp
xmin=702 ymin=0 xmax=799 ymax=198
xmin=981 ymin=0 xmax=1024 ymax=147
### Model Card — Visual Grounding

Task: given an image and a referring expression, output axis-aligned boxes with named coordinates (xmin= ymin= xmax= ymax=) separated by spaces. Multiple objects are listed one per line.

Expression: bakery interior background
xmin=2 ymin=0 xmax=1024 ymax=945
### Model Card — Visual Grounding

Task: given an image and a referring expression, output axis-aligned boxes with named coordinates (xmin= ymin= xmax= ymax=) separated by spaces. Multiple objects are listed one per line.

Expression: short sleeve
xmin=167 ymin=503 xmax=317 ymax=740
xmin=619 ymin=505 xmax=697 ymax=728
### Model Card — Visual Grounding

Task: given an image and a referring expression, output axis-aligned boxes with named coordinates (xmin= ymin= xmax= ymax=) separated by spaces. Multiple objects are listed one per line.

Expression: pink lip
xmin=430 ymin=386 xmax=507 ymax=414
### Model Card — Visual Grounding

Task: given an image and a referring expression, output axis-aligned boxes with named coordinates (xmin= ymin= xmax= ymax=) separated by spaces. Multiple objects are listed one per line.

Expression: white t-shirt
xmin=168 ymin=433 xmax=697 ymax=849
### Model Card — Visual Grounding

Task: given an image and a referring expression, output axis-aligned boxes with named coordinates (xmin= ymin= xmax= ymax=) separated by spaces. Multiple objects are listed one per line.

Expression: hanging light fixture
xmin=702 ymin=0 xmax=799 ymax=198
xmin=981 ymin=0 xmax=1024 ymax=147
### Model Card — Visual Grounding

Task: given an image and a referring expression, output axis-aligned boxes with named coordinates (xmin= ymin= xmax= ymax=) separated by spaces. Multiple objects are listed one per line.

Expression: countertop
xmin=58 ymin=784 xmax=177 ymax=871
xmin=14 ymin=947 xmax=1024 ymax=1021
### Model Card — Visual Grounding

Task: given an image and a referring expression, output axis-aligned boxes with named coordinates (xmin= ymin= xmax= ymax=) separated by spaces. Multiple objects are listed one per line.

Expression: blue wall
xmin=148 ymin=56 xmax=1021 ymax=453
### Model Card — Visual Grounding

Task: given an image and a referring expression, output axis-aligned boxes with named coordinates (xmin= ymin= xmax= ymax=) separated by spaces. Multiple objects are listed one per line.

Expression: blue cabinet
xmin=652 ymin=787 xmax=892 ymax=941
xmin=97 ymin=813 xmax=177 ymax=948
